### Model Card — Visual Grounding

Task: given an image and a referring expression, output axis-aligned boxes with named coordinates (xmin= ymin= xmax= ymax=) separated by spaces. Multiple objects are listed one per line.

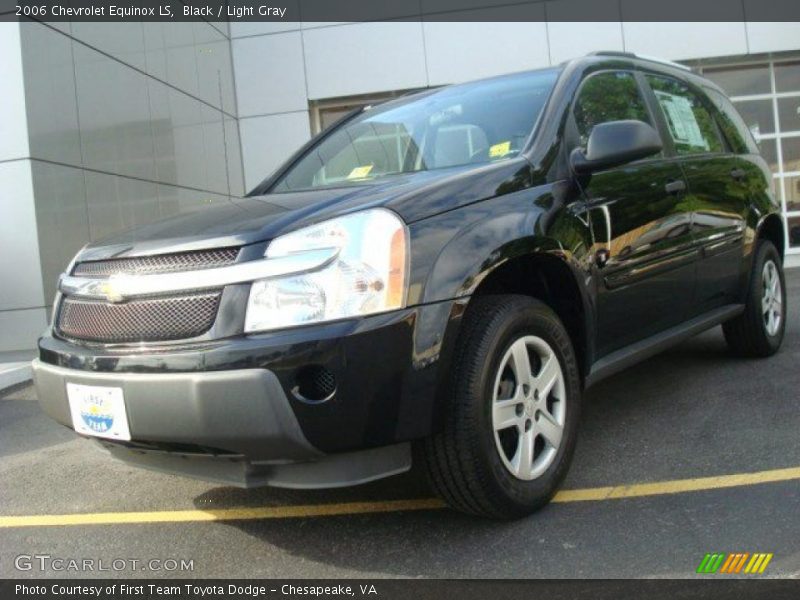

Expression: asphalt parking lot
xmin=1 ymin=271 xmax=799 ymax=579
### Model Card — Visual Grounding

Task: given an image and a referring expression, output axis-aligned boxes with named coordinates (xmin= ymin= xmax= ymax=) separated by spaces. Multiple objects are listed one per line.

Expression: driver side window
xmin=573 ymin=71 xmax=653 ymax=146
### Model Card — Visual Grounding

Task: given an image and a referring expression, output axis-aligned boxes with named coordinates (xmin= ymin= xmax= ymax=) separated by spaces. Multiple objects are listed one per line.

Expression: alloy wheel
xmin=762 ymin=260 xmax=783 ymax=336
xmin=491 ymin=335 xmax=566 ymax=481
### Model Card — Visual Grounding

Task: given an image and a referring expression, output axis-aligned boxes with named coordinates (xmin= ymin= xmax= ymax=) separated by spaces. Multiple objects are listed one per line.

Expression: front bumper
xmin=38 ymin=302 xmax=461 ymax=453
xmin=33 ymin=360 xmax=319 ymax=461
xmin=32 ymin=359 xmax=411 ymax=488
xmin=34 ymin=300 xmax=464 ymax=487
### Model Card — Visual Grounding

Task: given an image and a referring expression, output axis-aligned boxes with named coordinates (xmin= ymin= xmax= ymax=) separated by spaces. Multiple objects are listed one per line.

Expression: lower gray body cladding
xmin=32 ymin=360 xmax=411 ymax=488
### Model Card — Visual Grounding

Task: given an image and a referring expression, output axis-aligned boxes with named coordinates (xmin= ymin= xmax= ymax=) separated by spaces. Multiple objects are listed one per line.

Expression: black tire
xmin=418 ymin=294 xmax=582 ymax=519
xmin=723 ymin=240 xmax=786 ymax=357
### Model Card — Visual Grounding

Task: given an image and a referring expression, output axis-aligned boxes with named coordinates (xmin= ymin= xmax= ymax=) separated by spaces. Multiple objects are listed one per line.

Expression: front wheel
xmin=419 ymin=295 xmax=582 ymax=519
xmin=723 ymin=240 xmax=787 ymax=357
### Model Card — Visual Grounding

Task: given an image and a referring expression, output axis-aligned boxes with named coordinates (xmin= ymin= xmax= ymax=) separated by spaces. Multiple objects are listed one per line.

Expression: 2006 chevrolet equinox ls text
xmin=33 ymin=52 xmax=787 ymax=519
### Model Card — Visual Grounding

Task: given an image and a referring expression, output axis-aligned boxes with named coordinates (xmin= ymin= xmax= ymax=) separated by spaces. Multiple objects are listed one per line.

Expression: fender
xmin=736 ymin=171 xmax=784 ymax=303
xmin=755 ymin=211 xmax=786 ymax=257
xmin=730 ymin=210 xmax=787 ymax=304
xmin=407 ymin=181 xmax=597 ymax=377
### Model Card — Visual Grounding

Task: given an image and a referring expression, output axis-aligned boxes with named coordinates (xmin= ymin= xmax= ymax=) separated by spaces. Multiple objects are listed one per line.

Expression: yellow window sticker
xmin=347 ymin=165 xmax=373 ymax=179
xmin=489 ymin=141 xmax=511 ymax=158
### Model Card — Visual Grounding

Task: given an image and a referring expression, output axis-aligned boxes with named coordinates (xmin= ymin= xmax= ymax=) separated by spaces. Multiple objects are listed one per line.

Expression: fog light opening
xmin=292 ymin=365 xmax=337 ymax=404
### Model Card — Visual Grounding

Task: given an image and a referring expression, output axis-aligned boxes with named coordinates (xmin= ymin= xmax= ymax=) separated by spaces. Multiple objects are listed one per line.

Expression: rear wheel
xmin=419 ymin=295 xmax=581 ymax=519
xmin=723 ymin=240 xmax=786 ymax=357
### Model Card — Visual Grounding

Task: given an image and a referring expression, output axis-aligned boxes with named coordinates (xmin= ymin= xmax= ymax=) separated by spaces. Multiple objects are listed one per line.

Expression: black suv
xmin=34 ymin=52 xmax=786 ymax=519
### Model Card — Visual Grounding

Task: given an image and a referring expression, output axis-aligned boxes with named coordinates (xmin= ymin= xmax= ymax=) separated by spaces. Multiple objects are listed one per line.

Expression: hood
xmin=78 ymin=159 xmax=536 ymax=261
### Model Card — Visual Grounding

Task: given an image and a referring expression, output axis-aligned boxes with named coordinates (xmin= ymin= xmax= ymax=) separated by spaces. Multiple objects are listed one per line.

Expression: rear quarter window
xmin=704 ymin=86 xmax=761 ymax=155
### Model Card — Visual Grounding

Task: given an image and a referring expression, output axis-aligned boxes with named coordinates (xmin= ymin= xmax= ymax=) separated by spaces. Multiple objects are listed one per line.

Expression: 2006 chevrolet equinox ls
xmin=33 ymin=52 xmax=787 ymax=518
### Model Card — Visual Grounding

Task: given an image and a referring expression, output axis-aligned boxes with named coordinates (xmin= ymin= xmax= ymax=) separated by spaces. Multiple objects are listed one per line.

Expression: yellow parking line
xmin=551 ymin=465 xmax=800 ymax=502
xmin=0 ymin=499 xmax=446 ymax=529
xmin=2 ymin=465 xmax=799 ymax=529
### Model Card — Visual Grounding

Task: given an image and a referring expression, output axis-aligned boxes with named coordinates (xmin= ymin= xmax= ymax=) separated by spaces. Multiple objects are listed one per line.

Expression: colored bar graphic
xmin=697 ymin=553 xmax=726 ymax=573
xmin=758 ymin=554 xmax=773 ymax=573
xmin=734 ymin=553 xmax=749 ymax=574
xmin=701 ymin=552 xmax=774 ymax=575
xmin=744 ymin=554 xmax=761 ymax=574
xmin=720 ymin=553 xmax=750 ymax=573
xmin=696 ymin=554 xmax=712 ymax=573
xmin=744 ymin=553 xmax=774 ymax=574
xmin=719 ymin=553 xmax=737 ymax=573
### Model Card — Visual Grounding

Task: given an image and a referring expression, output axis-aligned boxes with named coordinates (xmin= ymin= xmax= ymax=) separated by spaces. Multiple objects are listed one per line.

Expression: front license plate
xmin=66 ymin=383 xmax=131 ymax=441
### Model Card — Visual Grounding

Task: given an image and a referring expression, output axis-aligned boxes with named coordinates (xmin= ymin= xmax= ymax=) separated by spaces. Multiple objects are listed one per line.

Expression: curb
xmin=0 ymin=363 xmax=32 ymax=393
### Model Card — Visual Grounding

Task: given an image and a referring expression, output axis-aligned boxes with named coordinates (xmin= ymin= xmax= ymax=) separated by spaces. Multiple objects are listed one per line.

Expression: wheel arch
xmin=757 ymin=213 xmax=785 ymax=261
xmin=467 ymin=251 xmax=593 ymax=382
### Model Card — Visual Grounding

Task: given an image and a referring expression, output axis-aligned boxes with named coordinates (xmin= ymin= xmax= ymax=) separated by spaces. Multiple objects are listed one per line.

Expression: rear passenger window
xmin=573 ymin=71 xmax=652 ymax=145
xmin=646 ymin=75 xmax=724 ymax=156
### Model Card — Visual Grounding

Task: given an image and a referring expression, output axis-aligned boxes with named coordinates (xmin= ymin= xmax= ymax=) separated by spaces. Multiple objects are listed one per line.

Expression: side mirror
xmin=570 ymin=120 xmax=662 ymax=175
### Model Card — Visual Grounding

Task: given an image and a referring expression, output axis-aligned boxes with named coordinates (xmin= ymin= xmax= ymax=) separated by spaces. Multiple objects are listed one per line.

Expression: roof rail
xmin=589 ymin=50 xmax=692 ymax=72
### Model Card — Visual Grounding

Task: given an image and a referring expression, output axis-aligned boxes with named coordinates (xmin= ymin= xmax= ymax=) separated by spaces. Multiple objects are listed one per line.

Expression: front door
xmin=570 ymin=70 xmax=697 ymax=357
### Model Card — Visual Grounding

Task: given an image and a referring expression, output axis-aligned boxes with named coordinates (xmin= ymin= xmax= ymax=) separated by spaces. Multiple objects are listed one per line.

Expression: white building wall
xmin=231 ymin=19 xmax=800 ymax=190
xmin=423 ymin=20 xmax=549 ymax=85
xmin=1 ymin=20 xmax=244 ymax=352
xmin=0 ymin=22 xmax=48 ymax=352
xmin=746 ymin=22 xmax=800 ymax=54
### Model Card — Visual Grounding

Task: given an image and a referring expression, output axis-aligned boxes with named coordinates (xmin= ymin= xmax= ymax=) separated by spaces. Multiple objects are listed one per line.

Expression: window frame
xmin=566 ymin=68 xmax=669 ymax=164
xmin=639 ymin=71 xmax=728 ymax=158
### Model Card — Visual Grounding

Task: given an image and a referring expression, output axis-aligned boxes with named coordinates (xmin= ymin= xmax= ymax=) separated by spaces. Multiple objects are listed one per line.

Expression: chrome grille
xmin=72 ymin=248 xmax=239 ymax=278
xmin=56 ymin=293 xmax=221 ymax=343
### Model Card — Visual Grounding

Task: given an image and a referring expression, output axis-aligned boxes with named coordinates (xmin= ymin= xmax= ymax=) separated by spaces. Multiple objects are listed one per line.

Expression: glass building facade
xmin=700 ymin=57 xmax=800 ymax=255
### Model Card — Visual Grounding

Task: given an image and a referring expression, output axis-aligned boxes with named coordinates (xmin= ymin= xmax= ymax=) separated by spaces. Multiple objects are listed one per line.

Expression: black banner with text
xmin=2 ymin=0 xmax=800 ymax=23
xmin=4 ymin=579 xmax=800 ymax=600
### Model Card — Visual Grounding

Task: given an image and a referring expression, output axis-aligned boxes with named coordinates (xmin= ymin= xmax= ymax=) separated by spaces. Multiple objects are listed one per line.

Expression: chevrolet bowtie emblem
xmin=98 ymin=280 xmax=124 ymax=303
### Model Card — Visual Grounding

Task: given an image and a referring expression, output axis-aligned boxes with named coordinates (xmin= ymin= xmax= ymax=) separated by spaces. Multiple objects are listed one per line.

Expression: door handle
xmin=664 ymin=180 xmax=686 ymax=195
xmin=730 ymin=168 xmax=747 ymax=181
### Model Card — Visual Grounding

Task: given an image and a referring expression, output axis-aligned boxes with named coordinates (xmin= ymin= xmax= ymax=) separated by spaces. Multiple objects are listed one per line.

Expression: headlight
xmin=244 ymin=208 xmax=408 ymax=333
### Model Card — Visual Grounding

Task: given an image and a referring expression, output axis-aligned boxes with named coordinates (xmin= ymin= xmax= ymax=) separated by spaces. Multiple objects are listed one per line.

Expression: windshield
xmin=271 ymin=69 xmax=561 ymax=192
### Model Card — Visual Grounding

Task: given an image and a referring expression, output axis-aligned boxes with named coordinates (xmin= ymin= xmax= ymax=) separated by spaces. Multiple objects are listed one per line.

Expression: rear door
xmin=570 ymin=70 xmax=696 ymax=357
xmin=643 ymin=74 xmax=749 ymax=314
